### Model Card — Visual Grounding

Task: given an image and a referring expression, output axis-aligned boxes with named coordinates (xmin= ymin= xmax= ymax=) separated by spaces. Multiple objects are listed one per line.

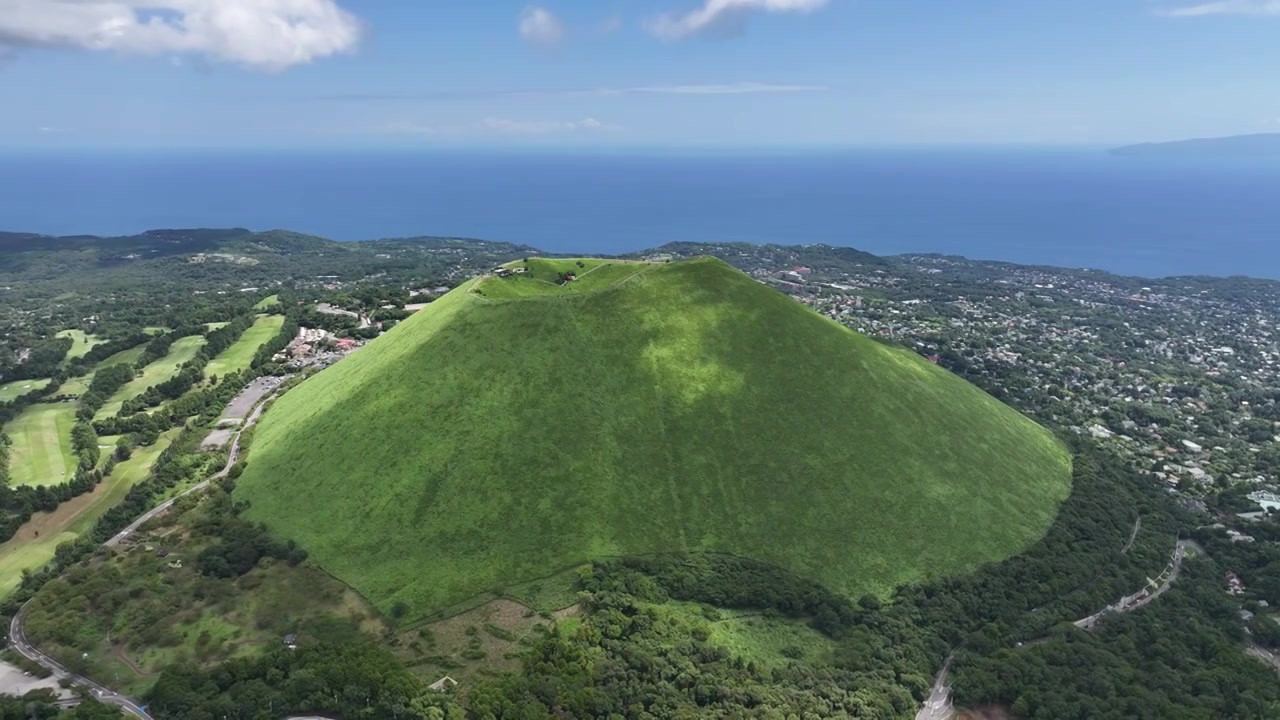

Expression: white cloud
xmin=1160 ymin=0 xmax=1280 ymax=15
xmin=480 ymin=117 xmax=612 ymax=134
xmin=0 ymin=0 xmax=362 ymax=70
xmin=519 ymin=6 xmax=566 ymax=47
xmin=646 ymin=0 xmax=828 ymax=40
xmin=377 ymin=120 xmax=440 ymax=137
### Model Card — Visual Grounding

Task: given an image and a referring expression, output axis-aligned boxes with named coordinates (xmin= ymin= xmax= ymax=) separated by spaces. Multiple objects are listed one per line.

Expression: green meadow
xmin=238 ymin=258 xmax=1071 ymax=619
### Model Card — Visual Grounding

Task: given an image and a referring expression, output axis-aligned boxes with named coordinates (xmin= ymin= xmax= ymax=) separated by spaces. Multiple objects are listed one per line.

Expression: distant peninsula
xmin=1111 ymin=133 xmax=1280 ymax=158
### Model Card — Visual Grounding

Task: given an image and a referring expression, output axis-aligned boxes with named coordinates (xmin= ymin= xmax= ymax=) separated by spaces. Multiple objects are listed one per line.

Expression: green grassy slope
xmin=237 ymin=258 xmax=1071 ymax=618
xmin=95 ymin=335 xmax=207 ymax=419
xmin=4 ymin=403 xmax=78 ymax=487
xmin=205 ymin=314 xmax=285 ymax=379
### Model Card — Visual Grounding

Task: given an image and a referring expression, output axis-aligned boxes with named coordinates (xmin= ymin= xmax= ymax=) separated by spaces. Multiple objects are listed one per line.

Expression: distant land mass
xmin=1111 ymin=133 xmax=1280 ymax=158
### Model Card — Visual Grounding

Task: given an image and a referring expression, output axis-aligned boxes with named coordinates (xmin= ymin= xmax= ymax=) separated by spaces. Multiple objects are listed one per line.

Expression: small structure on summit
xmin=429 ymin=676 xmax=458 ymax=693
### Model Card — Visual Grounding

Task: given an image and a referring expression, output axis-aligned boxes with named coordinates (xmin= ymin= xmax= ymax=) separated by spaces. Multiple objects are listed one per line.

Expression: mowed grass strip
xmin=4 ymin=404 xmax=78 ymax=487
xmin=56 ymin=329 xmax=107 ymax=364
xmin=238 ymin=258 xmax=1072 ymax=619
xmin=95 ymin=335 xmax=207 ymax=420
xmin=0 ymin=378 xmax=51 ymax=403
xmin=0 ymin=428 xmax=179 ymax=595
xmin=204 ymin=315 xmax=285 ymax=379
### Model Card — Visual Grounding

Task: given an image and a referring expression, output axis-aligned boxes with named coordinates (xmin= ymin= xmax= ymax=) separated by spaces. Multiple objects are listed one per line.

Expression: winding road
xmin=1073 ymin=538 xmax=1200 ymax=630
xmin=6 ymin=386 xmax=281 ymax=719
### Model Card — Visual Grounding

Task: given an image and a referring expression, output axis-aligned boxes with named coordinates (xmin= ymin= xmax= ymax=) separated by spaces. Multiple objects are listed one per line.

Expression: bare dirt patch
xmin=551 ymin=604 xmax=581 ymax=620
xmin=402 ymin=598 xmax=553 ymax=687
xmin=200 ymin=428 xmax=234 ymax=450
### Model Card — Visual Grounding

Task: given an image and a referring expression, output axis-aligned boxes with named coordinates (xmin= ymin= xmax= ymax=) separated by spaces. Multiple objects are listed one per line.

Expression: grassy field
xmin=56 ymin=329 xmax=107 ymax=364
xmin=0 ymin=429 xmax=178 ymax=595
xmin=647 ymin=600 xmax=836 ymax=668
xmin=475 ymin=258 xmax=654 ymax=299
xmin=95 ymin=335 xmax=207 ymax=419
xmin=238 ymin=258 xmax=1072 ymax=619
xmin=0 ymin=378 xmax=51 ymax=403
xmin=3 ymin=404 xmax=78 ymax=487
xmin=254 ymin=294 xmax=280 ymax=310
xmin=204 ymin=314 xmax=285 ymax=379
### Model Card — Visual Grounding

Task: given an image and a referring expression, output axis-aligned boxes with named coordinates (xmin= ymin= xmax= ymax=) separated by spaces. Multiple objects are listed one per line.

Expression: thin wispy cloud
xmin=519 ymin=6 xmax=566 ymax=47
xmin=1159 ymin=0 xmax=1280 ymax=15
xmin=617 ymin=82 xmax=826 ymax=95
xmin=646 ymin=0 xmax=828 ymax=40
xmin=376 ymin=117 xmax=615 ymax=137
xmin=304 ymin=82 xmax=828 ymax=102
xmin=480 ymin=117 xmax=613 ymax=135
xmin=0 ymin=0 xmax=363 ymax=70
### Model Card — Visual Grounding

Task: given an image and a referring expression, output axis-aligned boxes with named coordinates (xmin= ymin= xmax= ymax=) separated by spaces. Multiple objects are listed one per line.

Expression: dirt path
xmin=1121 ymin=516 xmax=1141 ymax=555
xmin=111 ymin=646 xmax=149 ymax=678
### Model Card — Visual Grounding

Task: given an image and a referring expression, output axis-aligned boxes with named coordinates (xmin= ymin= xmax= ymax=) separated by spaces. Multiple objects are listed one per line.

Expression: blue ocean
xmin=2 ymin=148 xmax=1279 ymax=279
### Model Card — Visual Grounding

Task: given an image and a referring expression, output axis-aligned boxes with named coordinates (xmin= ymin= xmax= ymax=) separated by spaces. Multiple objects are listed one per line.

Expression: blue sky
xmin=3 ymin=0 xmax=1280 ymax=148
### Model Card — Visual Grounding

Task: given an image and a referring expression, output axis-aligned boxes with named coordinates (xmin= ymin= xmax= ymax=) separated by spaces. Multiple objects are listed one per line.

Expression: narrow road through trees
xmin=915 ymin=656 xmax=954 ymax=720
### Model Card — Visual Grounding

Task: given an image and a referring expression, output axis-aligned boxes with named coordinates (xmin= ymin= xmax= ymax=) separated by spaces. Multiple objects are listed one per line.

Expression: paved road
xmin=1074 ymin=539 xmax=1196 ymax=630
xmin=1247 ymin=643 xmax=1280 ymax=672
xmin=8 ymin=610 xmax=150 ymax=718
xmin=8 ymin=385 xmax=280 ymax=719
xmin=915 ymin=657 xmax=954 ymax=720
xmin=106 ymin=397 xmax=269 ymax=547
